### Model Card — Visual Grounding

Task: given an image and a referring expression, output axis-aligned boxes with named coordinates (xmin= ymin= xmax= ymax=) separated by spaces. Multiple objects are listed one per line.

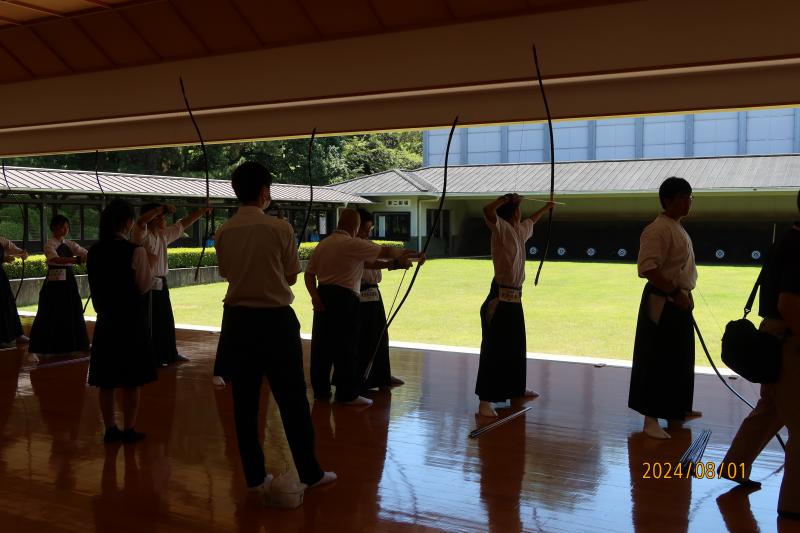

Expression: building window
xmin=508 ymin=124 xmax=545 ymax=163
xmin=596 ymin=118 xmax=636 ymax=159
xmin=554 ymin=121 xmax=590 ymax=161
xmin=467 ymin=127 xmax=502 ymax=164
xmin=27 ymin=205 xmax=43 ymax=243
xmin=374 ymin=212 xmax=411 ymax=241
xmin=746 ymin=109 xmax=794 ymax=154
xmin=693 ymin=112 xmax=739 ymax=156
xmin=0 ymin=203 xmax=23 ymax=241
xmin=83 ymin=206 xmax=101 ymax=240
xmin=643 ymin=115 xmax=686 ymax=158
xmin=427 ymin=128 xmax=463 ymax=166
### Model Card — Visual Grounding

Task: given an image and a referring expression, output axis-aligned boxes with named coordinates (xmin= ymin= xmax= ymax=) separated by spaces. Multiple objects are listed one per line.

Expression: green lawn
xmin=22 ymin=259 xmax=760 ymax=365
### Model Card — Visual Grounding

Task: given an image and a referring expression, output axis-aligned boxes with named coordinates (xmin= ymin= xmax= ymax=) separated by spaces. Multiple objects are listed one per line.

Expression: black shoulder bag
xmin=721 ymin=270 xmax=782 ymax=384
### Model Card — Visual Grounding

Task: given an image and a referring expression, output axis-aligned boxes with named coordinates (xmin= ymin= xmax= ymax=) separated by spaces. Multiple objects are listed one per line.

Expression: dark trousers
xmin=310 ymin=285 xmax=361 ymax=402
xmin=221 ymin=305 xmax=323 ymax=487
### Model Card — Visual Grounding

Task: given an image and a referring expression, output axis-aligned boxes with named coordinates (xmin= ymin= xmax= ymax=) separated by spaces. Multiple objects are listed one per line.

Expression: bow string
xmin=532 ymin=44 xmax=555 ymax=286
xmin=179 ymin=77 xmax=211 ymax=282
xmin=298 ymin=128 xmax=317 ymax=245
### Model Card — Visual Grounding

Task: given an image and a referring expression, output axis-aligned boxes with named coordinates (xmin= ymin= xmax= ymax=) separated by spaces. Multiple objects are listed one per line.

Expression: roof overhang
xmin=2 ymin=0 xmax=800 ymax=156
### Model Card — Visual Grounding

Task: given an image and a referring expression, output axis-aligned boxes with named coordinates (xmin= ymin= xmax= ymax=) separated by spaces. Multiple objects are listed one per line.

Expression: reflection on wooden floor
xmin=0 ymin=321 xmax=798 ymax=532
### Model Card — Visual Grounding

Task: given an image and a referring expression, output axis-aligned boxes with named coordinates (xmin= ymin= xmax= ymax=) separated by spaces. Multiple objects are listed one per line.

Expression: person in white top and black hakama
xmin=132 ymin=203 xmax=207 ymax=365
xmin=214 ymin=161 xmax=335 ymax=495
xmin=628 ymin=177 xmax=701 ymax=440
xmin=477 ymin=194 xmax=555 ymax=418
xmin=0 ymin=236 xmax=29 ymax=349
xmin=87 ymin=199 xmax=156 ymax=444
xmin=355 ymin=208 xmax=415 ymax=391
xmin=28 ymin=215 xmax=89 ymax=357
xmin=305 ymin=209 xmax=422 ymax=407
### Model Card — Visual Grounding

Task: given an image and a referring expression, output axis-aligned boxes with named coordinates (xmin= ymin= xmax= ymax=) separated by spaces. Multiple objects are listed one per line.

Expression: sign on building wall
xmin=386 ymin=199 xmax=410 ymax=206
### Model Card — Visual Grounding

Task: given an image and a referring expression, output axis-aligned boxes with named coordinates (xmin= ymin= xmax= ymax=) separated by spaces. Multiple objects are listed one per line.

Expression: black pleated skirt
xmin=628 ymin=283 xmax=695 ymax=420
xmin=0 ymin=267 xmax=22 ymax=344
xmin=475 ymin=280 xmax=527 ymax=402
xmin=88 ymin=305 xmax=156 ymax=389
xmin=28 ymin=267 xmax=89 ymax=354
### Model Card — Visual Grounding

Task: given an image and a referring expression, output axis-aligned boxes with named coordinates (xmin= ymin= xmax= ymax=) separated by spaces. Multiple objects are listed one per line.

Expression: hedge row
xmin=298 ymin=240 xmax=404 ymax=260
xmin=2 ymin=241 xmax=405 ymax=279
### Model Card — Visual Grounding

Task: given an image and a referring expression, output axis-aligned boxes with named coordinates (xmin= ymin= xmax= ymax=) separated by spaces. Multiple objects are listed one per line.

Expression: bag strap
xmin=743 ymin=267 xmax=764 ymax=319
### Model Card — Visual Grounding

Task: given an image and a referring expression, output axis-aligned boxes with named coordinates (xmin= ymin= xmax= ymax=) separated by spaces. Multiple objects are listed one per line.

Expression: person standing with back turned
xmin=215 ymin=161 xmax=335 ymax=495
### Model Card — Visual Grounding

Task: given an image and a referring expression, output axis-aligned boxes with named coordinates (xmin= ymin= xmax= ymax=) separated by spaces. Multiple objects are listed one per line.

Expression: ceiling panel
xmin=76 ymin=11 xmax=160 ymax=64
xmin=32 ymin=19 xmax=113 ymax=71
xmin=0 ymin=27 xmax=71 ymax=76
xmin=301 ymin=0 xmax=383 ymax=37
xmin=0 ymin=44 xmax=32 ymax=81
xmin=120 ymin=1 xmax=208 ymax=59
xmin=170 ymin=0 xmax=261 ymax=52
xmin=231 ymin=0 xmax=319 ymax=45
xmin=370 ymin=0 xmax=453 ymax=29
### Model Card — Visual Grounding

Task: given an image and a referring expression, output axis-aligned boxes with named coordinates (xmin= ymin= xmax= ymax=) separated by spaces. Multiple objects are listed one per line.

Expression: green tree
xmin=2 ymin=131 xmax=422 ymax=185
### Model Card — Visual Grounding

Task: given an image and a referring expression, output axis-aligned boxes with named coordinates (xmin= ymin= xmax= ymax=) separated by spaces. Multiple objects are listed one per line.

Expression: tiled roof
xmin=331 ymin=154 xmax=800 ymax=196
xmin=1 ymin=166 xmax=369 ymax=204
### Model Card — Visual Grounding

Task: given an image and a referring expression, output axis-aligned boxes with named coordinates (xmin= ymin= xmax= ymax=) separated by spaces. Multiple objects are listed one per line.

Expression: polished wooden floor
xmin=0 ymin=321 xmax=798 ymax=533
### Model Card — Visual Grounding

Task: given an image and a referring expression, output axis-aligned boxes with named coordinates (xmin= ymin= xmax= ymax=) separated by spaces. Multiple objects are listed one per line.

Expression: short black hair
xmin=658 ymin=177 xmax=692 ymax=208
xmin=496 ymin=194 xmax=520 ymax=222
xmin=139 ymin=202 xmax=163 ymax=216
xmin=231 ymin=161 xmax=272 ymax=203
xmin=99 ymin=199 xmax=134 ymax=241
xmin=356 ymin=208 xmax=374 ymax=224
xmin=50 ymin=214 xmax=69 ymax=232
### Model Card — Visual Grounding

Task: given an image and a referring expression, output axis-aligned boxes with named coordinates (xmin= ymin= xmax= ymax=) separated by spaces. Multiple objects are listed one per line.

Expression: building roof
xmin=331 ymin=154 xmax=800 ymax=197
xmin=0 ymin=166 xmax=369 ymax=204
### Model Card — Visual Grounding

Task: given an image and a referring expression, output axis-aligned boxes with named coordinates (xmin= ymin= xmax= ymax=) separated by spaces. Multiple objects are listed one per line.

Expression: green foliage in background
xmin=4 ymin=132 xmax=423 ymax=185
xmin=2 ymin=243 xmax=405 ymax=278
xmin=297 ymin=240 xmax=404 ymax=260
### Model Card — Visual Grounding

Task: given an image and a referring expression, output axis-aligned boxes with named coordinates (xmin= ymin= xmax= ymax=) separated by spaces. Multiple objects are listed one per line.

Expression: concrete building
xmin=424 ymin=110 xmax=800 ymax=166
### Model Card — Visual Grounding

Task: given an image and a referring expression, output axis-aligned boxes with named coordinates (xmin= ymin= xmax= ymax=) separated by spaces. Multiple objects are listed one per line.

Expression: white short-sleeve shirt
xmin=216 ymin=206 xmax=300 ymax=308
xmin=306 ymin=230 xmax=382 ymax=295
xmin=487 ymin=216 xmax=535 ymax=288
xmin=637 ymin=214 xmax=698 ymax=290
xmin=131 ymin=222 xmax=183 ymax=277
xmin=44 ymin=237 xmax=88 ymax=265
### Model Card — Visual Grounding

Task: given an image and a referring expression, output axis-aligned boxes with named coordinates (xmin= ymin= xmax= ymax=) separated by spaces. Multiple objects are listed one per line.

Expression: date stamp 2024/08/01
xmin=642 ymin=462 xmax=744 ymax=480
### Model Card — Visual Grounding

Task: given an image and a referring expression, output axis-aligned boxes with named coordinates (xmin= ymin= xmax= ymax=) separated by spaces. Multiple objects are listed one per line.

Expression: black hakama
xmin=28 ymin=261 xmax=89 ymax=354
xmin=475 ymin=280 xmax=527 ymax=402
xmin=87 ymin=239 xmax=156 ymax=389
xmin=628 ymin=283 xmax=695 ymax=420
xmin=147 ymin=276 xmax=179 ymax=365
xmin=310 ymin=284 xmax=361 ymax=402
xmin=0 ymin=267 xmax=22 ymax=344
xmin=357 ymin=282 xmax=391 ymax=389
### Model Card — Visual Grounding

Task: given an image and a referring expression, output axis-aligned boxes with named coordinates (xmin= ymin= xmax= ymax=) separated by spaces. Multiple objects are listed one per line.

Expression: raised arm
xmin=528 ymin=201 xmax=556 ymax=223
xmin=136 ymin=205 xmax=170 ymax=229
xmin=483 ymin=195 xmax=514 ymax=225
xmin=179 ymin=207 xmax=211 ymax=230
